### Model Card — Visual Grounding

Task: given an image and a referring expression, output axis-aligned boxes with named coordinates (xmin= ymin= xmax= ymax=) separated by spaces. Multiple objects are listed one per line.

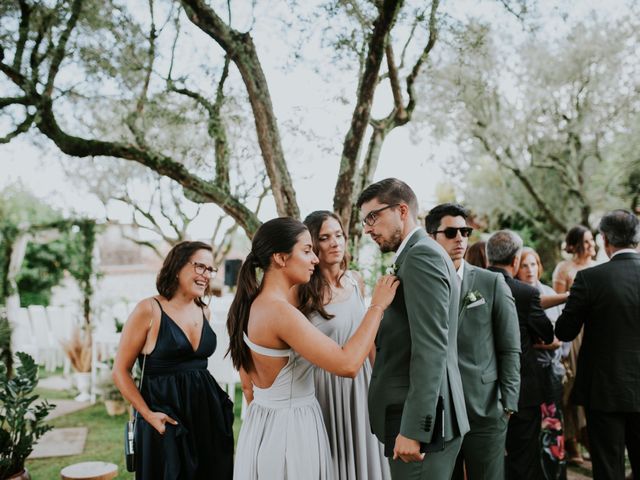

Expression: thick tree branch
xmin=180 ymin=0 xmax=299 ymax=218
xmin=13 ymin=0 xmax=32 ymax=73
xmin=344 ymin=1 xmax=439 ymax=238
xmin=0 ymin=96 xmax=30 ymax=108
xmin=385 ymin=42 xmax=406 ymax=118
xmin=45 ymin=0 xmax=83 ymax=97
xmin=35 ymin=97 xmax=261 ymax=236
xmin=213 ymin=56 xmax=231 ymax=189
xmin=0 ymin=61 xmax=28 ymax=88
xmin=29 ymin=10 xmax=54 ymax=88
xmin=333 ymin=0 xmax=404 ymax=229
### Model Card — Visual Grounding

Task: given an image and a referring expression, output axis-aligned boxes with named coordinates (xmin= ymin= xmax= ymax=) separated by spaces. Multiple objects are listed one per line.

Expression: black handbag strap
xmin=132 ymin=299 xmax=156 ymax=424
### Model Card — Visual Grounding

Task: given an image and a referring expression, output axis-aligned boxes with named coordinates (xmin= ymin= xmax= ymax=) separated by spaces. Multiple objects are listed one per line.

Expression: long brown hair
xmin=298 ymin=211 xmax=349 ymax=320
xmin=156 ymin=241 xmax=212 ymax=307
xmin=226 ymin=217 xmax=308 ymax=372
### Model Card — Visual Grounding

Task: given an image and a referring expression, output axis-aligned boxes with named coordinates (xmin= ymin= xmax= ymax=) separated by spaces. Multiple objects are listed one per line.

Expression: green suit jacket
xmin=457 ymin=261 xmax=521 ymax=422
xmin=368 ymin=229 xmax=470 ymax=444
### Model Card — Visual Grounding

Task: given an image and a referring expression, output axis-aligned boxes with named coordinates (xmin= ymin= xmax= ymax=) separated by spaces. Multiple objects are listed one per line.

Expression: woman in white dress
xmin=299 ymin=210 xmax=390 ymax=480
xmin=227 ymin=217 xmax=398 ymax=479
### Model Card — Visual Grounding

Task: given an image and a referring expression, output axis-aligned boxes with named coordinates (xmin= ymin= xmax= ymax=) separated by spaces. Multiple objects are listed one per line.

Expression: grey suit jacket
xmin=368 ymin=229 xmax=470 ymax=444
xmin=457 ymin=262 xmax=521 ymax=421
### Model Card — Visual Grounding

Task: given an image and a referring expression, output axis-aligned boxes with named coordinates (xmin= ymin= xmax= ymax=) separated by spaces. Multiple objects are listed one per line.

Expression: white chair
xmin=90 ymin=332 xmax=120 ymax=403
xmin=46 ymin=305 xmax=81 ymax=374
xmin=27 ymin=305 xmax=57 ymax=371
xmin=208 ymin=321 xmax=246 ymax=418
xmin=10 ymin=308 xmax=38 ymax=362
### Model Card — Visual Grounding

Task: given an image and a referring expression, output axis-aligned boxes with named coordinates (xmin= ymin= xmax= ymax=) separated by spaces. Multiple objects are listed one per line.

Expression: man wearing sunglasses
xmin=426 ymin=203 xmax=521 ymax=480
xmin=357 ymin=179 xmax=469 ymax=480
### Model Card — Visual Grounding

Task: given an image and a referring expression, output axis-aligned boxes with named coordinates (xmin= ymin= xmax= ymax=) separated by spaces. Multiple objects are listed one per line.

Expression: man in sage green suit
xmin=357 ymin=179 xmax=470 ymax=479
xmin=427 ymin=204 xmax=521 ymax=480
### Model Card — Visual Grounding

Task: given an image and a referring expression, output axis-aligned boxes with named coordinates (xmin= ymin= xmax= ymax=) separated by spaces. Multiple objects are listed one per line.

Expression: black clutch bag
xmin=125 ymin=419 xmax=136 ymax=472
xmin=383 ymin=395 xmax=445 ymax=458
xmin=124 ymin=353 xmax=148 ymax=472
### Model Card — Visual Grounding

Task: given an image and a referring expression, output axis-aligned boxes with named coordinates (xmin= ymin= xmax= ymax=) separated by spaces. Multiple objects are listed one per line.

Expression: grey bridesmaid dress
xmin=234 ymin=333 xmax=335 ymax=479
xmin=309 ymin=273 xmax=390 ymax=480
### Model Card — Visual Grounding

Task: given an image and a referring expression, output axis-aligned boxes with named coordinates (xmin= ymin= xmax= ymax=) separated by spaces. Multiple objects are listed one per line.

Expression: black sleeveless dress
xmin=135 ymin=300 xmax=234 ymax=479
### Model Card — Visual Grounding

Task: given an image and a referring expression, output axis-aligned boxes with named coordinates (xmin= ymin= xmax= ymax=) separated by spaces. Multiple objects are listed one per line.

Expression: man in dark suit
xmin=427 ymin=204 xmax=521 ymax=480
xmin=555 ymin=209 xmax=640 ymax=479
xmin=486 ymin=230 xmax=554 ymax=480
xmin=357 ymin=179 xmax=469 ymax=479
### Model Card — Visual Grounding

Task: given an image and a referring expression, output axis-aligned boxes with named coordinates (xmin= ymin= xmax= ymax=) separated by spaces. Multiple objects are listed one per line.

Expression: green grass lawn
xmin=25 ymin=388 xmax=244 ymax=479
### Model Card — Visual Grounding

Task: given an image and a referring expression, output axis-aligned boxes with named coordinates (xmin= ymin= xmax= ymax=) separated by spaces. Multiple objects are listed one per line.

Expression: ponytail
xmin=227 ymin=252 xmax=260 ymax=372
xmin=226 ymin=217 xmax=309 ymax=373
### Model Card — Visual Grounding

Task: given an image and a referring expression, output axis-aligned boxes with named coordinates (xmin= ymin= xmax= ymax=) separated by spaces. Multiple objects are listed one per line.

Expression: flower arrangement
xmin=462 ymin=290 xmax=484 ymax=308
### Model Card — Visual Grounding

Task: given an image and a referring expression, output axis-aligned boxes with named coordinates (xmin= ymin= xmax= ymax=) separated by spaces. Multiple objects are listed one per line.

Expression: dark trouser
xmin=452 ymin=415 xmax=509 ymax=480
xmin=388 ymin=435 xmax=462 ymax=480
xmin=585 ymin=409 xmax=640 ymax=479
xmin=506 ymin=406 xmax=543 ymax=480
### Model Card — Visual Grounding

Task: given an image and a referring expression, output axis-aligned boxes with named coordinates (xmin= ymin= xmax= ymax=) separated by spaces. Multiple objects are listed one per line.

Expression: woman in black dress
xmin=113 ymin=241 xmax=234 ymax=479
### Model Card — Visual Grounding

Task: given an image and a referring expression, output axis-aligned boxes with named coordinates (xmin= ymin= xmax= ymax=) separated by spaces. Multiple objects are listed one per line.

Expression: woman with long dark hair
xmin=298 ymin=210 xmax=390 ymax=479
xmin=552 ymin=226 xmax=596 ymax=464
xmin=228 ymin=217 xmax=398 ymax=479
xmin=113 ymin=241 xmax=234 ymax=479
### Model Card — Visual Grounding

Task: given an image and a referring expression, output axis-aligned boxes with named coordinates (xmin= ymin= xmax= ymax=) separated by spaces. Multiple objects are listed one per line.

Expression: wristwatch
xmin=503 ymin=408 xmax=515 ymax=415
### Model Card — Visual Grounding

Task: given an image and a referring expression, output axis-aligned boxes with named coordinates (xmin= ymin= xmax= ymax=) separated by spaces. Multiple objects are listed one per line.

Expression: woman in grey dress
xmin=227 ymin=217 xmax=398 ymax=479
xmin=299 ymin=211 xmax=390 ymax=480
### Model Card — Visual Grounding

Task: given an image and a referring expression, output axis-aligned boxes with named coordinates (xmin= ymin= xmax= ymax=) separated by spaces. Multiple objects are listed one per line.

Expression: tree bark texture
xmin=180 ymin=0 xmax=299 ymax=219
xmin=333 ymin=0 xmax=405 ymax=230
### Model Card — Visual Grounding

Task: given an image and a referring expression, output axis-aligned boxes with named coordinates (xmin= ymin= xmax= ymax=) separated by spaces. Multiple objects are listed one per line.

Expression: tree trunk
xmin=180 ymin=0 xmax=300 ymax=219
xmin=333 ymin=0 xmax=405 ymax=230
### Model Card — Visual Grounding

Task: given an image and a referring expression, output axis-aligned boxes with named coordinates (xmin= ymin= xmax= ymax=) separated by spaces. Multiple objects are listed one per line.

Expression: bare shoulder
xmin=553 ymin=260 xmax=570 ymax=274
xmin=202 ymin=304 xmax=211 ymax=321
xmin=128 ymin=297 xmax=159 ymax=326
xmin=271 ymin=298 xmax=305 ymax=321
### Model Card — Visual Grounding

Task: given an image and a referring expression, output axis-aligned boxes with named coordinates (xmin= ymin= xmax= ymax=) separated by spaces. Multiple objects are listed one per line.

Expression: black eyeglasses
xmin=189 ymin=261 xmax=218 ymax=277
xmin=361 ymin=204 xmax=400 ymax=227
xmin=434 ymin=227 xmax=473 ymax=239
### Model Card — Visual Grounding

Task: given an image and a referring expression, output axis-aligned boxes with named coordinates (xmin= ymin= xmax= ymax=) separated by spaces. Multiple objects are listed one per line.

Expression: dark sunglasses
xmin=434 ymin=227 xmax=473 ymax=239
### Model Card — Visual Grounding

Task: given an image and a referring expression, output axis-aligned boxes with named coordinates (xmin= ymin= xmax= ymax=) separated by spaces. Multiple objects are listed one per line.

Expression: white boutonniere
xmin=385 ymin=263 xmax=398 ymax=275
xmin=463 ymin=290 xmax=485 ymax=309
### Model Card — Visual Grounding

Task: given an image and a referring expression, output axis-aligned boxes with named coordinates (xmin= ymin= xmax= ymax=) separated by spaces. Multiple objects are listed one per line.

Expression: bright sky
xmin=1 ymin=0 xmax=631 ymax=240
